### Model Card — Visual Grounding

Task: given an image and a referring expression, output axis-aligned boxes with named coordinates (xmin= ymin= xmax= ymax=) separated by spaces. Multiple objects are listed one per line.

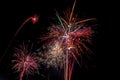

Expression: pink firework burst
xmin=12 ymin=43 xmax=39 ymax=80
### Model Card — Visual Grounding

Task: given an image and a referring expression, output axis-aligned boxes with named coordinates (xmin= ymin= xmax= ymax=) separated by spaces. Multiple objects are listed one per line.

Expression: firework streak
xmin=0 ymin=15 xmax=38 ymax=63
xmin=39 ymin=0 xmax=96 ymax=80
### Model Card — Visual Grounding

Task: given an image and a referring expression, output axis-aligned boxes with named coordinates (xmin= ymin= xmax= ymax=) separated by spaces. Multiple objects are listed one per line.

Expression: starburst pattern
xmin=12 ymin=43 xmax=39 ymax=80
xmin=39 ymin=0 xmax=96 ymax=80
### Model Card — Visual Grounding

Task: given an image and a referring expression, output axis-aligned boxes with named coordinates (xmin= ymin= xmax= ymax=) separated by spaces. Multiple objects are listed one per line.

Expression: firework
xmin=12 ymin=43 xmax=39 ymax=80
xmin=43 ymin=41 xmax=65 ymax=69
xmin=14 ymin=14 xmax=39 ymax=37
xmin=39 ymin=0 xmax=96 ymax=80
xmin=0 ymin=15 xmax=39 ymax=63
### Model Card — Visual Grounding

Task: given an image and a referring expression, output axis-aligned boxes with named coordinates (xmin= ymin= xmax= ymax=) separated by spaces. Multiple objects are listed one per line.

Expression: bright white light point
xmin=33 ymin=17 xmax=37 ymax=21
xmin=68 ymin=47 xmax=71 ymax=50
xmin=67 ymin=46 xmax=74 ymax=50
xmin=62 ymin=34 xmax=69 ymax=39
xmin=31 ymin=15 xmax=38 ymax=24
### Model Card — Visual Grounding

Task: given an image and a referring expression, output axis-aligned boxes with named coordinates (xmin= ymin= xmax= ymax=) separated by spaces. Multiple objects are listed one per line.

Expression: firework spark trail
xmin=0 ymin=15 xmax=38 ymax=64
xmin=14 ymin=15 xmax=38 ymax=37
xmin=12 ymin=43 xmax=39 ymax=80
xmin=68 ymin=58 xmax=74 ymax=80
xmin=69 ymin=0 xmax=76 ymax=23
xmin=64 ymin=50 xmax=68 ymax=80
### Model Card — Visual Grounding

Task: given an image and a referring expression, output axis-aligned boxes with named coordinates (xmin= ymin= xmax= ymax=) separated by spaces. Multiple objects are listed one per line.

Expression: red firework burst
xmin=12 ymin=43 xmax=39 ymax=80
xmin=39 ymin=0 xmax=96 ymax=80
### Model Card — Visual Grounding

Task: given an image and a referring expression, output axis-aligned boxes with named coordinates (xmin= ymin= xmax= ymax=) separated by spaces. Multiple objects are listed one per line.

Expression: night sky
xmin=0 ymin=0 xmax=114 ymax=80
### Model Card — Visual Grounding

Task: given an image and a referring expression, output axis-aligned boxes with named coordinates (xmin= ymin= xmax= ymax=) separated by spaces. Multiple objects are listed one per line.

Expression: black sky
xmin=0 ymin=0 xmax=114 ymax=80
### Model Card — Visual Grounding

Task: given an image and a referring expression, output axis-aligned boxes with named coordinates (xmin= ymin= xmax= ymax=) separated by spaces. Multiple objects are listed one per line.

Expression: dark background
xmin=0 ymin=0 xmax=115 ymax=80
